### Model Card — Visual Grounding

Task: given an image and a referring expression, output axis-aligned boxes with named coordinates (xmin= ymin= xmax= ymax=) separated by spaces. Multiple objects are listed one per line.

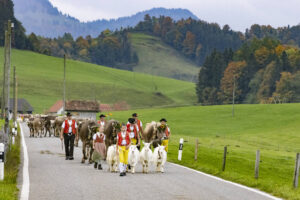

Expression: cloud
xmin=48 ymin=0 xmax=300 ymax=31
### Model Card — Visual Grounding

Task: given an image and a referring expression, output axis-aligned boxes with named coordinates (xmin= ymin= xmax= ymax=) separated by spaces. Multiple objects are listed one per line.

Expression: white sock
xmin=123 ymin=164 xmax=127 ymax=171
xmin=119 ymin=163 xmax=123 ymax=172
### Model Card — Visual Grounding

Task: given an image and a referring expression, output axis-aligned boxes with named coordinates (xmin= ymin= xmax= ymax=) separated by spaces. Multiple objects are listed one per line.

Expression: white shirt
xmin=93 ymin=132 xmax=106 ymax=141
xmin=62 ymin=120 xmax=78 ymax=133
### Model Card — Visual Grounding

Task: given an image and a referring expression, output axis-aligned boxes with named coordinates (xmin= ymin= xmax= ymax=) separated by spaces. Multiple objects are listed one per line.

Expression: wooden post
xmin=293 ymin=153 xmax=300 ymax=188
xmin=1 ymin=31 xmax=8 ymax=119
xmin=194 ymin=139 xmax=199 ymax=161
xmin=255 ymin=150 xmax=260 ymax=179
xmin=222 ymin=146 xmax=227 ymax=171
xmin=4 ymin=20 xmax=12 ymax=134
xmin=63 ymin=54 xmax=66 ymax=114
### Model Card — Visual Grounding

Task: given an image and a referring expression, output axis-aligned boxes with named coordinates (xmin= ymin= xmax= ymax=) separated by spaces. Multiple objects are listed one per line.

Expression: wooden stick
xmin=194 ymin=139 xmax=198 ymax=161
xmin=293 ymin=153 xmax=300 ymax=188
xmin=222 ymin=146 xmax=227 ymax=171
xmin=255 ymin=150 xmax=260 ymax=179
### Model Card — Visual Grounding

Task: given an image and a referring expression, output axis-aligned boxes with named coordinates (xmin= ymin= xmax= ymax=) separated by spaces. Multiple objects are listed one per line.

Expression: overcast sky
xmin=49 ymin=0 xmax=299 ymax=32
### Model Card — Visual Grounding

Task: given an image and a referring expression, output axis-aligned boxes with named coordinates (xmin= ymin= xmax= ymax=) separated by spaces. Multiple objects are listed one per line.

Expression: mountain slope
xmin=0 ymin=48 xmax=197 ymax=112
xmin=13 ymin=0 xmax=198 ymax=38
xmin=130 ymin=33 xmax=199 ymax=82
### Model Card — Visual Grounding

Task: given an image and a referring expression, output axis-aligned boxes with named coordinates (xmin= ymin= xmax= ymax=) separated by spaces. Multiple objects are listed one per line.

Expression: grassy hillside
xmin=130 ymin=33 xmax=199 ymax=82
xmin=110 ymin=104 xmax=300 ymax=200
xmin=0 ymin=48 xmax=197 ymax=113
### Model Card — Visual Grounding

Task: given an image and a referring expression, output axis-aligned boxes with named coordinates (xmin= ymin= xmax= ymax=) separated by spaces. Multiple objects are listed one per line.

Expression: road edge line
xmin=19 ymin=123 xmax=30 ymax=200
xmin=169 ymin=162 xmax=281 ymax=200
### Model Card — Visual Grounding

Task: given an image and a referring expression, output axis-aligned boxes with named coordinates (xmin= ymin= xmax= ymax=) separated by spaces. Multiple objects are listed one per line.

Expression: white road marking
xmin=19 ymin=123 xmax=30 ymax=200
xmin=169 ymin=162 xmax=281 ymax=200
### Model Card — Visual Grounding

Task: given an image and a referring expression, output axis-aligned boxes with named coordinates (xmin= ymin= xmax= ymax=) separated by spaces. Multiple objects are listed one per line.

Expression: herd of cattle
xmin=22 ymin=115 xmax=167 ymax=173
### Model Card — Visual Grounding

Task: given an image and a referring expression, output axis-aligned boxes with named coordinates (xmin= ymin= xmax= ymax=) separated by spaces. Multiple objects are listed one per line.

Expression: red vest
xmin=117 ymin=132 xmax=130 ymax=146
xmin=63 ymin=120 xmax=76 ymax=134
xmin=95 ymin=134 xmax=104 ymax=143
xmin=137 ymin=120 xmax=142 ymax=131
xmin=97 ymin=120 xmax=106 ymax=126
xmin=127 ymin=124 xmax=137 ymax=139
xmin=165 ymin=126 xmax=170 ymax=137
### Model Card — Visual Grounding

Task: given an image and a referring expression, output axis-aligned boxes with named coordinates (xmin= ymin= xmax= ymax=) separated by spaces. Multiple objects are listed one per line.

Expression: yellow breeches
xmin=119 ymin=146 xmax=129 ymax=164
xmin=131 ymin=138 xmax=137 ymax=145
xmin=161 ymin=139 xmax=169 ymax=152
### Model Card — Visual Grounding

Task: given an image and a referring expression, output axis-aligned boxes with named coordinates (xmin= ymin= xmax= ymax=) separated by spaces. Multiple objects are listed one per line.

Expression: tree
xmin=182 ymin=31 xmax=196 ymax=58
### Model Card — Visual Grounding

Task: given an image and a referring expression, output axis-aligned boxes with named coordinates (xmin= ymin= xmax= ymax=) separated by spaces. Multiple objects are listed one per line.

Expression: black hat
xmin=99 ymin=114 xmax=106 ymax=118
xmin=160 ymin=118 xmax=167 ymax=122
xmin=132 ymin=113 xmax=138 ymax=117
xmin=121 ymin=123 xmax=126 ymax=127
xmin=67 ymin=112 xmax=72 ymax=116
xmin=128 ymin=118 xmax=135 ymax=124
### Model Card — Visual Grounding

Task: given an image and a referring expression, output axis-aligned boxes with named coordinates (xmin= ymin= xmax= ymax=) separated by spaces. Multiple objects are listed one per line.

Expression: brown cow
xmin=104 ymin=120 xmax=121 ymax=150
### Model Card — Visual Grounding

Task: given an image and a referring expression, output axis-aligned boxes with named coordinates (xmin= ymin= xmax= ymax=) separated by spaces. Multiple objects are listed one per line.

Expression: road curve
xmin=18 ymin=123 xmax=280 ymax=200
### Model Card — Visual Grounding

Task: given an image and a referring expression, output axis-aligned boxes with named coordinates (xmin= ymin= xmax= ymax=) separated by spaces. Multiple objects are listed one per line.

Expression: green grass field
xmin=0 ymin=48 xmax=197 ymax=113
xmin=0 ymin=121 xmax=20 ymax=200
xmin=130 ymin=33 xmax=199 ymax=82
xmin=109 ymin=103 xmax=300 ymax=200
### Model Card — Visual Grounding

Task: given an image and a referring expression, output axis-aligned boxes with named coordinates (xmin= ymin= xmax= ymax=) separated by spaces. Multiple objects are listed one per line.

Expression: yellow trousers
xmin=161 ymin=139 xmax=169 ymax=152
xmin=118 ymin=146 xmax=129 ymax=164
xmin=131 ymin=138 xmax=137 ymax=145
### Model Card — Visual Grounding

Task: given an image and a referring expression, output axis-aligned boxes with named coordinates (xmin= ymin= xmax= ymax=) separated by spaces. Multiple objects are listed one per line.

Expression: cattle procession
xmin=23 ymin=112 xmax=171 ymax=176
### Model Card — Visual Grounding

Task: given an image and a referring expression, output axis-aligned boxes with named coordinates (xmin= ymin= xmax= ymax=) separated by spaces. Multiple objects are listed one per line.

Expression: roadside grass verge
xmin=0 ymin=122 xmax=20 ymax=200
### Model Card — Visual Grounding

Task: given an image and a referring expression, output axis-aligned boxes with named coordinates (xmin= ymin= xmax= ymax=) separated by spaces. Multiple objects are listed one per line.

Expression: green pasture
xmin=0 ymin=48 xmax=197 ymax=113
xmin=110 ymin=103 xmax=300 ymax=200
xmin=130 ymin=33 xmax=199 ymax=82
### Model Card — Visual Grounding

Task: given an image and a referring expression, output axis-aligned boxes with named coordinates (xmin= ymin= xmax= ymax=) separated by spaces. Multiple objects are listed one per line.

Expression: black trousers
xmin=64 ymin=134 xmax=75 ymax=158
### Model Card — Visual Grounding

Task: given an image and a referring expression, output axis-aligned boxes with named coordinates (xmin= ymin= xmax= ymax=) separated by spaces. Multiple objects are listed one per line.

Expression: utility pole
xmin=13 ymin=66 xmax=17 ymax=122
xmin=4 ymin=20 xmax=12 ymax=134
xmin=63 ymin=54 xmax=66 ymax=114
xmin=232 ymin=75 xmax=236 ymax=117
xmin=1 ymin=31 xmax=8 ymax=119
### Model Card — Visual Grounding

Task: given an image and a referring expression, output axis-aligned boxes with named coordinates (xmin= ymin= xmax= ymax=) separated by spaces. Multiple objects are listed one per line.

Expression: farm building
xmin=8 ymin=98 xmax=34 ymax=114
xmin=48 ymin=100 xmax=112 ymax=116
xmin=65 ymin=100 xmax=100 ymax=120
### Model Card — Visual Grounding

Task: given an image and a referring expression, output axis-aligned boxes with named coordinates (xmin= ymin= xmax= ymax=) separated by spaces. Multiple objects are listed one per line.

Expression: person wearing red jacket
xmin=97 ymin=114 xmax=106 ymax=128
xmin=127 ymin=118 xmax=140 ymax=146
xmin=116 ymin=123 xmax=130 ymax=177
xmin=60 ymin=112 xmax=78 ymax=160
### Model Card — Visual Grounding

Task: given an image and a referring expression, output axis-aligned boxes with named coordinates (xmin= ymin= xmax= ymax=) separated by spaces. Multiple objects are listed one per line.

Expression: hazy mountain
xmin=13 ymin=0 xmax=198 ymax=38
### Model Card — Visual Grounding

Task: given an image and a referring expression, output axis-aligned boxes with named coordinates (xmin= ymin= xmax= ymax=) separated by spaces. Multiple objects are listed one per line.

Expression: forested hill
xmin=13 ymin=0 xmax=198 ymax=38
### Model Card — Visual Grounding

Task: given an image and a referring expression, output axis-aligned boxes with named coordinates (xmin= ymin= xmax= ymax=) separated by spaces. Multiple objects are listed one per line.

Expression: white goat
xmin=140 ymin=142 xmax=153 ymax=173
xmin=106 ymin=145 xmax=118 ymax=172
xmin=153 ymin=145 xmax=167 ymax=173
xmin=128 ymin=145 xmax=140 ymax=174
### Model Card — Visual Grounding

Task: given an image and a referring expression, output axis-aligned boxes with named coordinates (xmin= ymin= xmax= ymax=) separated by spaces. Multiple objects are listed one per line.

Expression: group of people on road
xmin=60 ymin=112 xmax=171 ymax=176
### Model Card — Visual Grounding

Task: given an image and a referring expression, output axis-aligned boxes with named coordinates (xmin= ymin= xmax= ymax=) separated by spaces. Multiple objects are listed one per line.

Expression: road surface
xmin=18 ymin=123 xmax=280 ymax=200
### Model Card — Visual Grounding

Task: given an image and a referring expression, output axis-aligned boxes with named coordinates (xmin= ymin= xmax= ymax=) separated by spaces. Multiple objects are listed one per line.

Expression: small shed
xmin=9 ymin=98 xmax=34 ymax=114
xmin=66 ymin=100 xmax=100 ymax=120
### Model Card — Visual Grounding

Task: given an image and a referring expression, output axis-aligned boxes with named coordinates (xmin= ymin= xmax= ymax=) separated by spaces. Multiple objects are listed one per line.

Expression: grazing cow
xmin=104 ymin=120 xmax=121 ymax=153
xmin=153 ymin=145 xmax=167 ymax=173
xmin=106 ymin=145 xmax=118 ymax=172
xmin=128 ymin=145 xmax=140 ymax=174
xmin=140 ymin=142 xmax=153 ymax=173
xmin=142 ymin=121 xmax=165 ymax=148
xmin=79 ymin=120 xmax=97 ymax=164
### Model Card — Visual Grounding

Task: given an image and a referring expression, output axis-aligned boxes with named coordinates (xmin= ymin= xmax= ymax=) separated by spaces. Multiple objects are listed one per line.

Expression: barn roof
xmin=9 ymin=98 xmax=34 ymax=112
xmin=48 ymin=100 xmax=63 ymax=113
xmin=66 ymin=100 xmax=100 ymax=112
xmin=99 ymin=104 xmax=112 ymax=112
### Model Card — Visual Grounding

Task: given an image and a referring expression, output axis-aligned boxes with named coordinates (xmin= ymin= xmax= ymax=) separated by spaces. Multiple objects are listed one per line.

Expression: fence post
xmin=255 ymin=150 xmax=260 ymax=179
xmin=293 ymin=153 xmax=300 ymax=188
xmin=178 ymin=138 xmax=184 ymax=161
xmin=222 ymin=146 xmax=227 ymax=171
xmin=194 ymin=139 xmax=199 ymax=161
xmin=0 ymin=143 xmax=4 ymax=181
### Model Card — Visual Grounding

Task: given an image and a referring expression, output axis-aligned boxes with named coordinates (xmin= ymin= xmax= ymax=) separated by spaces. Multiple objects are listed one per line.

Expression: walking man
xmin=159 ymin=118 xmax=171 ymax=152
xmin=60 ymin=112 xmax=78 ymax=160
xmin=97 ymin=114 xmax=106 ymax=128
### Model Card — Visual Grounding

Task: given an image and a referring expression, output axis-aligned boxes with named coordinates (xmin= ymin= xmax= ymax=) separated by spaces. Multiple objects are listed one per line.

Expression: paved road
xmin=18 ymin=123 xmax=280 ymax=200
